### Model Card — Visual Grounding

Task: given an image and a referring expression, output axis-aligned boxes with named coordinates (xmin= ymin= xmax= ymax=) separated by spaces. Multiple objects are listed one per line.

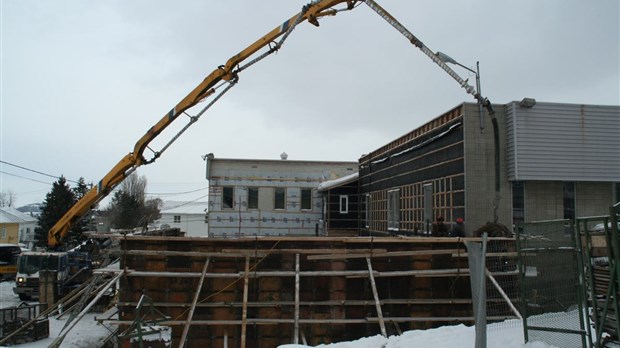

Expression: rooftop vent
xmin=280 ymin=152 xmax=288 ymax=160
xmin=519 ymin=97 xmax=536 ymax=108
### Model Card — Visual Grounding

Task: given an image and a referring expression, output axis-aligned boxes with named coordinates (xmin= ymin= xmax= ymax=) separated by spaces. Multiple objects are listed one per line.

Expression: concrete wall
xmin=576 ymin=182 xmax=615 ymax=218
xmin=524 ymin=181 xmax=615 ymax=222
xmin=463 ymin=102 xmax=512 ymax=232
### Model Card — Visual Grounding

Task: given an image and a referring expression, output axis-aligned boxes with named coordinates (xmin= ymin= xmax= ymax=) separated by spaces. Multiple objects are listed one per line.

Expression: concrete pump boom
xmin=48 ymin=0 xmax=492 ymax=247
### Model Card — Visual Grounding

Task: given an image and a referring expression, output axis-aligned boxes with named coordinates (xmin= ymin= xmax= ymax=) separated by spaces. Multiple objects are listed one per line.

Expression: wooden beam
xmin=179 ymin=257 xmax=210 ymax=348
xmin=366 ymin=257 xmax=387 ymax=337
xmin=117 ymin=297 xmax=479 ymax=309
xmin=49 ymin=272 xmax=124 ymax=348
xmin=119 ymin=235 xmax=513 ymax=244
xmin=307 ymin=248 xmax=463 ymax=260
xmin=122 ymin=250 xmax=247 ymax=258
xmin=99 ymin=315 xmax=518 ymax=326
xmin=123 ymin=268 xmax=522 ymax=279
xmin=485 ymin=268 xmax=522 ymax=320
xmin=294 ymin=253 xmax=300 ymax=344
xmin=241 ymin=256 xmax=250 ymax=348
xmin=221 ymin=248 xmax=387 ymax=255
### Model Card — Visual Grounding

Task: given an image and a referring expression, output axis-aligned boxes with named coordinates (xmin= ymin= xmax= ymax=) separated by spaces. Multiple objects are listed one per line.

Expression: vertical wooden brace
xmin=179 ymin=257 xmax=210 ymax=348
xmin=294 ymin=253 xmax=300 ymax=344
xmin=366 ymin=257 xmax=387 ymax=336
xmin=241 ymin=256 xmax=250 ymax=348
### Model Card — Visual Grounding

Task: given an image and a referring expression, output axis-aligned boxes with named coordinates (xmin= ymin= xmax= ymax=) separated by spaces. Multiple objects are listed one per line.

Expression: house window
xmin=248 ymin=187 xmax=259 ymax=209
xmin=339 ymin=195 xmax=348 ymax=214
xmin=222 ymin=187 xmax=234 ymax=209
xmin=364 ymin=194 xmax=371 ymax=228
xmin=388 ymin=189 xmax=400 ymax=231
xmin=301 ymin=189 xmax=312 ymax=210
xmin=275 ymin=188 xmax=286 ymax=210
xmin=563 ymin=182 xmax=575 ymax=220
xmin=512 ymin=181 xmax=525 ymax=226
xmin=1 ymin=227 xmax=6 ymax=239
xmin=174 ymin=215 xmax=181 ymax=223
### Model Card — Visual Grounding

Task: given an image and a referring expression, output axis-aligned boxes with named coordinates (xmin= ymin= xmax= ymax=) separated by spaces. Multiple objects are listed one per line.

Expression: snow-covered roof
xmin=161 ymin=201 xmax=209 ymax=215
xmin=0 ymin=206 xmax=37 ymax=224
xmin=318 ymin=172 xmax=359 ymax=192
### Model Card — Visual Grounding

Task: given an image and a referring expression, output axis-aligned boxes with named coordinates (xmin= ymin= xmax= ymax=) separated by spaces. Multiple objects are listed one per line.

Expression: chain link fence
xmin=516 ymin=219 xmax=591 ymax=348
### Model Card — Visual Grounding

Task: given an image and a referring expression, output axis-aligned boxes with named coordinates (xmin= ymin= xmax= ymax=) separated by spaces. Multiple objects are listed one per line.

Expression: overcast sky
xmin=1 ymin=0 xmax=619 ymax=207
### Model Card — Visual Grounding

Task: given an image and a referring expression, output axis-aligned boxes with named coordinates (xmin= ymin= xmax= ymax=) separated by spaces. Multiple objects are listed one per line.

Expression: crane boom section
xmin=48 ymin=0 xmax=357 ymax=247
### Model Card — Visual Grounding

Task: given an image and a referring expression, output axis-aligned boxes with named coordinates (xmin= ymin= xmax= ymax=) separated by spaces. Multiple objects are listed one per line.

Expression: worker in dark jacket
xmin=432 ymin=216 xmax=449 ymax=237
xmin=449 ymin=218 xmax=465 ymax=237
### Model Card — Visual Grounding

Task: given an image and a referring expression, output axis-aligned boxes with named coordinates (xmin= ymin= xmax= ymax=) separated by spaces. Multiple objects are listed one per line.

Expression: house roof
xmin=0 ymin=207 xmax=37 ymax=224
xmin=318 ymin=172 xmax=359 ymax=192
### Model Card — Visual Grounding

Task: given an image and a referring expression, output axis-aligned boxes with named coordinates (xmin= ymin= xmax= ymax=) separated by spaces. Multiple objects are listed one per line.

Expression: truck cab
xmin=13 ymin=251 xmax=70 ymax=301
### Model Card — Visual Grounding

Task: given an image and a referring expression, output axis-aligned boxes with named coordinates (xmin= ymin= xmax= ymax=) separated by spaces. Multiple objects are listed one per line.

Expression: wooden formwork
xmin=111 ymin=236 xmax=515 ymax=347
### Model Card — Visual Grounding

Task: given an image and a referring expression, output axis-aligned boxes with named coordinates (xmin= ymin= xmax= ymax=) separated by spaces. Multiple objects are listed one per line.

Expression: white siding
xmin=507 ymin=102 xmax=620 ymax=181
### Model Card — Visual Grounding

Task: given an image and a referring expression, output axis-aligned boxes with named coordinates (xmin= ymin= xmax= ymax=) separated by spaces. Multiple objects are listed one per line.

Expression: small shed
xmin=157 ymin=202 xmax=209 ymax=237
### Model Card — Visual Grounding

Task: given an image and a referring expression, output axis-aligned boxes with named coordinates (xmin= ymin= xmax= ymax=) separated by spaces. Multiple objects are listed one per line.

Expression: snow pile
xmin=279 ymin=322 xmax=558 ymax=348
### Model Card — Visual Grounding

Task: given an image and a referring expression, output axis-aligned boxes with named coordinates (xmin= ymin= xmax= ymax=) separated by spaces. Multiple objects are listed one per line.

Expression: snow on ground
xmin=278 ymin=321 xmax=558 ymax=348
xmin=2 ymin=281 xmax=562 ymax=348
xmin=1 ymin=281 xmax=111 ymax=347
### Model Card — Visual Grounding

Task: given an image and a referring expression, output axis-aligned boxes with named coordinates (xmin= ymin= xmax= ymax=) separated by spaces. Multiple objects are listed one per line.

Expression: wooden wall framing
xmin=113 ymin=236 xmax=516 ymax=347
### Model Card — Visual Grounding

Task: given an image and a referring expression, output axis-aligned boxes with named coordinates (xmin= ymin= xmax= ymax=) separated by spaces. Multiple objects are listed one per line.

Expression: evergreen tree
xmin=67 ymin=177 xmax=93 ymax=246
xmin=34 ymin=176 xmax=76 ymax=249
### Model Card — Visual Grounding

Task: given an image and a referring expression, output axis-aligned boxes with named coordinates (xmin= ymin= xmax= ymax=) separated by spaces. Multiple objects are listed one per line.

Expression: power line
xmin=0 ymin=160 xmax=80 ymax=184
xmin=161 ymin=193 xmax=209 ymax=210
xmin=146 ymin=186 xmax=209 ymax=196
xmin=0 ymin=170 xmax=53 ymax=185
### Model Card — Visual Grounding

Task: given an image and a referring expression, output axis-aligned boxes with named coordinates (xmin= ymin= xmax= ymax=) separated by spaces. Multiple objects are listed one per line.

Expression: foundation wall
xmin=117 ymin=236 xmax=514 ymax=347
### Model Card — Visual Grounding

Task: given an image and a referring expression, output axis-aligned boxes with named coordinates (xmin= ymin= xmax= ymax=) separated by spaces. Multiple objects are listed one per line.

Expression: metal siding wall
xmin=506 ymin=103 xmax=517 ymax=180
xmin=512 ymin=102 xmax=620 ymax=181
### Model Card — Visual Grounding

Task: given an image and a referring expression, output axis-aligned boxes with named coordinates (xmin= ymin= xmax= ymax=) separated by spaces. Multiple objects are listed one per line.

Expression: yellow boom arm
xmin=48 ymin=0 xmax=490 ymax=247
xmin=48 ymin=1 xmax=359 ymax=247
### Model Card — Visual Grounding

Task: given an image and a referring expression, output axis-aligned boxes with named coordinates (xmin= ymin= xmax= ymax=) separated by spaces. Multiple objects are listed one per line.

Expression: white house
xmin=156 ymin=201 xmax=209 ymax=237
xmin=204 ymin=154 xmax=357 ymax=238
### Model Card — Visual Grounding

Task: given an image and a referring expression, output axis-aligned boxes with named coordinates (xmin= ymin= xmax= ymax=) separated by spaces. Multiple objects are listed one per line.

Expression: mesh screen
xmin=518 ymin=220 xmax=587 ymax=348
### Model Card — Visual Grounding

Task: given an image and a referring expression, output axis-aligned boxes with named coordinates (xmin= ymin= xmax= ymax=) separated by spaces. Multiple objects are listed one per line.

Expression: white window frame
xmin=364 ymin=193 xmax=371 ymax=228
xmin=388 ymin=189 xmax=400 ymax=231
xmin=339 ymin=195 xmax=349 ymax=214
xmin=174 ymin=215 xmax=181 ymax=223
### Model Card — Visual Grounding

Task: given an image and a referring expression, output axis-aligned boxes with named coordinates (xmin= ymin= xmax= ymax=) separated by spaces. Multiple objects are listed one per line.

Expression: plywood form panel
xmin=117 ymin=236 xmax=517 ymax=346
